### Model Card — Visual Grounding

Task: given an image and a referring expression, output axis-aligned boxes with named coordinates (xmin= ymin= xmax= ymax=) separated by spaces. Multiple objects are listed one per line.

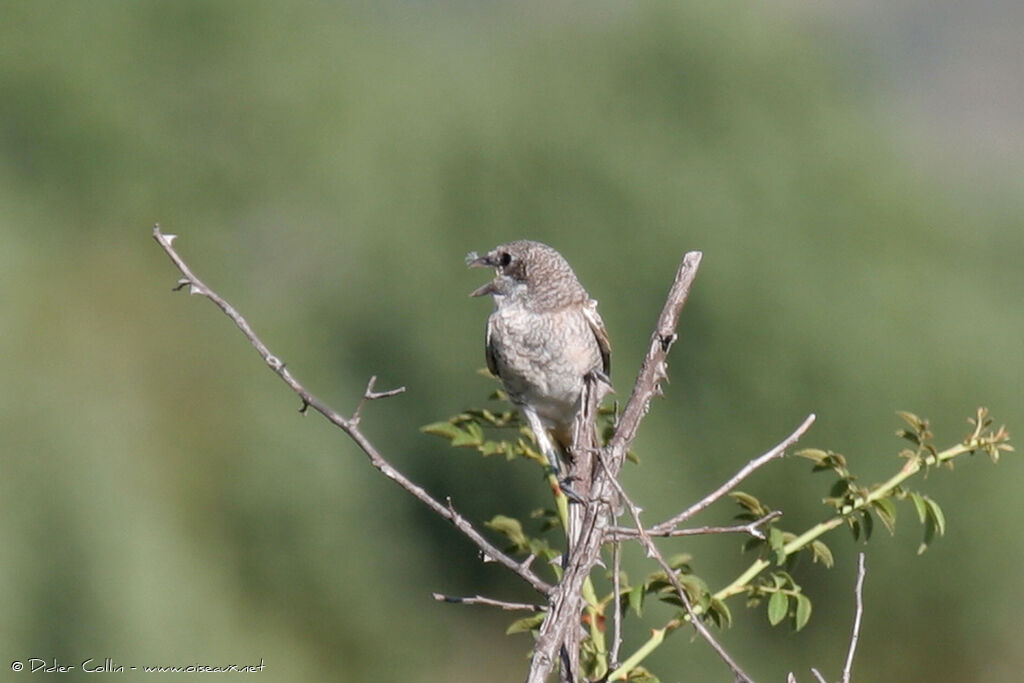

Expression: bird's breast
xmin=487 ymin=304 xmax=602 ymax=426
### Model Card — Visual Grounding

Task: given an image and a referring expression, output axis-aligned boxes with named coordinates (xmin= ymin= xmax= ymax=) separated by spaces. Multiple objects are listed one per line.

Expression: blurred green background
xmin=2 ymin=1 xmax=1022 ymax=681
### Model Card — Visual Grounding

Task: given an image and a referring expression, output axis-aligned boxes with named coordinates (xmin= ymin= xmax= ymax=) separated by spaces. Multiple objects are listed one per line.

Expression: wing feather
xmin=583 ymin=300 xmax=612 ymax=378
xmin=484 ymin=315 xmax=499 ymax=378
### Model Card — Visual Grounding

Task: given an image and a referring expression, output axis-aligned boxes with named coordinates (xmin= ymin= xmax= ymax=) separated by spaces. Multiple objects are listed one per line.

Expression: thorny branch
xmin=526 ymin=251 xmax=704 ymax=683
xmin=151 ymin=224 xmax=552 ymax=595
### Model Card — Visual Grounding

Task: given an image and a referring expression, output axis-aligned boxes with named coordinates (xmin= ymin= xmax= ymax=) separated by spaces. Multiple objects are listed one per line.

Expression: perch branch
xmin=526 ymin=251 xmax=703 ymax=683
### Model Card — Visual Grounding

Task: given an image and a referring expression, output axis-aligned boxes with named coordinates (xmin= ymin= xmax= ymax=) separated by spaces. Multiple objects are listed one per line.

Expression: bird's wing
xmin=583 ymin=300 xmax=612 ymax=378
xmin=484 ymin=314 xmax=500 ymax=378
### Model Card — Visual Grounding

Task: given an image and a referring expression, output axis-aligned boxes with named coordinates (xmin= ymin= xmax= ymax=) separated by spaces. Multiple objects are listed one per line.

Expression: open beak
xmin=467 ymin=251 xmax=498 ymax=297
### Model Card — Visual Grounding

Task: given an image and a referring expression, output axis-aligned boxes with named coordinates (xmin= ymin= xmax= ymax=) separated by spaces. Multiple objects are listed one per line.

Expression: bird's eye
xmin=499 ymin=252 xmax=512 ymax=267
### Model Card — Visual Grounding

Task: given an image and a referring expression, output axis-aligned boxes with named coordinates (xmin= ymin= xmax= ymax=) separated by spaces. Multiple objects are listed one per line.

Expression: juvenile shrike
xmin=468 ymin=240 xmax=611 ymax=475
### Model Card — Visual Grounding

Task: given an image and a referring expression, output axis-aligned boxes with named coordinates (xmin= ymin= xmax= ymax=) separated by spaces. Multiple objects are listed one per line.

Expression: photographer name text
xmin=11 ymin=658 xmax=265 ymax=674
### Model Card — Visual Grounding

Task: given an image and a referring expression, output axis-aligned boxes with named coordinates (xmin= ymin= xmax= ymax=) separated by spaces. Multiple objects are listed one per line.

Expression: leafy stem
xmin=608 ymin=409 xmax=1011 ymax=681
xmin=717 ymin=409 xmax=1008 ymax=601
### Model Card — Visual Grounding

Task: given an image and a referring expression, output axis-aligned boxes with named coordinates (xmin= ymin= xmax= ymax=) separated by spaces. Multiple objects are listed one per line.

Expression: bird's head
xmin=467 ymin=240 xmax=586 ymax=309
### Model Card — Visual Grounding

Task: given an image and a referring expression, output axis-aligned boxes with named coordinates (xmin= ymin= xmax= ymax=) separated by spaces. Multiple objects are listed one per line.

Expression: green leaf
xmin=810 ymin=540 xmax=834 ymax=568
xmin=479 ymin=440 xmax=507 ymax=457
xmin=677 ymin=574 xmax=711 ymax=609
xmin=707 ymin=597 xmax=733 ymax=629
xmin=773 ymin=570 xmax=796 ymax=588
xmin=873 ymin=498 xmax=897 ymax=535
xmin=794 ymin=448 xmax=829 ymax=465
xmin=485 ymin=515 xmax=528 ymax=549
xmin=909 ymin=491 xmax=928 ymax=523
xmin=919 ymin=515 xmax=937 ymax=554
xmin=451 ymin=420 xmax=484 ymax=447
xmin=793 ymin=594 xmax=812 ymax=632
xmin=627 ymin=585 xmax=644 ymax=616
xmin=923 ymin=496 xmax=946 ymax=536
xmin=516 ymin=438 xmax=545 ymax=464
xmin=506 ymin=613 xmax=545 ymax=635
xmin=625 ymin=666 xmax=660 ymax=682
xmin=767 ymin=591 xmax=789 ymax=626
xmin=809 ymin=450 xmax=850 ymax=476
xmin=420 ymin=421 xmax=464 ymax=441
xmin=860 ymin=509 xmax=874 ymax=542
xmin=667 ymin=553 xmax=693 ymax=571
xmin=917 ymin=495 xmax=947 ymax=554
xmin=730 ymin=491 xmax=765 ymax=515
xmin=768 ymin=527 xmax=787 ymax=565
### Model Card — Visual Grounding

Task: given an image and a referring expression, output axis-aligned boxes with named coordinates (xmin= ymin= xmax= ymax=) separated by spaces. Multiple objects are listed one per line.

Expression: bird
xmin=467 ymin=240 xmax=612 ymax=477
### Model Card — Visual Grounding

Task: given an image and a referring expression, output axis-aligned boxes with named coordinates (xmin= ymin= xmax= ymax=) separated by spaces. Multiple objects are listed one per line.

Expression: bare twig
xmin=351 ymin=375 xmax=406 ymax=425
xmin=841 ymin=553 xmax=867 ymax=683
xmin=152 ymin=225 xmax=552 ymax=595
xmin=649 ymin=413 xmax=816 ymax=535
xmin=432 ymin=593 xmax=545 ymax=612
xmin=606 ymin=511 xmax=782 ymax=542
xmin=810 ymin=669 xmax=828 ymax=683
